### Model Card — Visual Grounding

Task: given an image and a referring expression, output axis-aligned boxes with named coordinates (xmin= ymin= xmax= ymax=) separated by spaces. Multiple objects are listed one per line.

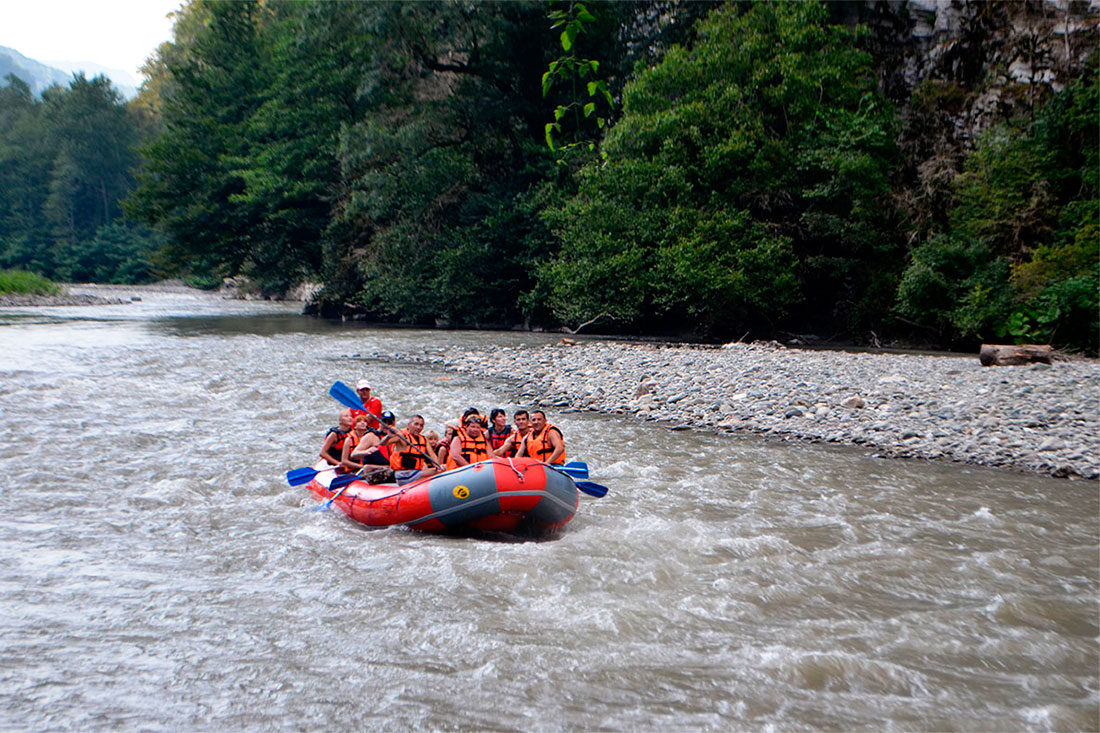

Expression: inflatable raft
xmin=304 ymin=457 xmax=579 ymax=535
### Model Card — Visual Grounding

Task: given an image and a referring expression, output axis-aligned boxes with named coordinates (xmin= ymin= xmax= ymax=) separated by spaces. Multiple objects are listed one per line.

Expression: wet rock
xmin=1038 ymin=437 xmax=1066 ymax=451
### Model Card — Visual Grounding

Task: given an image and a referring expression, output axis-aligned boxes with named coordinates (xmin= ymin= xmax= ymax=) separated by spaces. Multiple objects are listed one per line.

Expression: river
xmin=1 ymin=291 xmax=1096 ymax=730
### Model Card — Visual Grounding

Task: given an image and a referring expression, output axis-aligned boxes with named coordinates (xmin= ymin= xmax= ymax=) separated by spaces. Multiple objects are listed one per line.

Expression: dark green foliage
xmin=61 ymin=223 xmax=164 ymax=283
xmin=322 ymin=0 xmax=579 ymax=325
xmin=227 ymin=0 xmax=373 ymax=294
xmin=0 ymin=72 xmax=146 ymax=283
xmin=127 ymin=0 xmax=266 ymax=287
xmin=544 ymin=1 xmax=899 ymax=337
xmin=45 ymin=0 xmax=1085 ymax=350
xmin=542 ymin=1 xmax=615 ymax=155
xmin=895 ymin=57 xmax=1098 ymax=353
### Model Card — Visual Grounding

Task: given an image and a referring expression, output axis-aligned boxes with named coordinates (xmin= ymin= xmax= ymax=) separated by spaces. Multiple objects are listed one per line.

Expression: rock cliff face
xmin=840 ymin=0 xmax=1096 ymax=114
xmin=830 ymin=0 xmax=1097 ymax=233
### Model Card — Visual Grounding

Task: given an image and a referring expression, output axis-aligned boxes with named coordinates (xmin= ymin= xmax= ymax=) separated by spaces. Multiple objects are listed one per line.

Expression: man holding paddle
xmin=352 ymin=379 xmax=383 ymax=430
xmin=388 ymin=415 xmax=443 ymax=482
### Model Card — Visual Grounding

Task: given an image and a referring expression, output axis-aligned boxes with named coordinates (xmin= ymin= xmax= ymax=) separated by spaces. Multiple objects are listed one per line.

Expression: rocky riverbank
xmin=0 ymin=292 xmax=133 ymax=307
xmin=0 ymin=281 xmax=201 ymax=307
xmin=0 ymin=279 xmax=320 ymax=307
xmin=379 ymin=339 xmax=1099 ymax=480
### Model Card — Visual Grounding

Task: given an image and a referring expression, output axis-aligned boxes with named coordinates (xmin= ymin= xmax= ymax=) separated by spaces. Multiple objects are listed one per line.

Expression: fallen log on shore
xmin=979 ymin=343 xmax=1053 ymax=367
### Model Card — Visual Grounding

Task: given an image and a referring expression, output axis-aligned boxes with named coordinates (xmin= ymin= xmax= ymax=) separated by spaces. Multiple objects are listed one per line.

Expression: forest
xmin=0 ymin=0 xmax=1095 ymax=353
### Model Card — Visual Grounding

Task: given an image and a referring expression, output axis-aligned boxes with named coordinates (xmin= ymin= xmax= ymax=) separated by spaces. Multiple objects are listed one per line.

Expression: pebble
xmin=377 ymin=340 xmax=1100 ymax=480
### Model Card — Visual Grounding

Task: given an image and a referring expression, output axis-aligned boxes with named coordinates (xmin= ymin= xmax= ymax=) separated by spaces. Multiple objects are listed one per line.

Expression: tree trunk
xmin=979 ymin=344 xmax=1054 ymax=366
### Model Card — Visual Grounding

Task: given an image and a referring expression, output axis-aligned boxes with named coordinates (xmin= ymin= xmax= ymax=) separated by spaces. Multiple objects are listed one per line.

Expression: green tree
xmin=127 ymin=0 xmax=267 ymax=287
xmin=327 ymin=0 xmax=569 ymax=325
xmin=544 ymin=0 xmax=899 ymax=337
xmin=227 ymin=0 xmax=373 ymax=294
xmin=0 ymin=72 xmax=144 ymax=281
xmin=0 ymin=74 xmax=52 ymax=274
xmin=541 ymin=1 xmax=614 ymax=156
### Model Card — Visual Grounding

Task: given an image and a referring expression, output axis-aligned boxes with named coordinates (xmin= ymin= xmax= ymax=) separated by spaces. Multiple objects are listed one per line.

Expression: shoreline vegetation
xmin=354 ymin=339 xmax=1100 ymax=481
xmin=2 ymin=3 xmax=1095 ymax=353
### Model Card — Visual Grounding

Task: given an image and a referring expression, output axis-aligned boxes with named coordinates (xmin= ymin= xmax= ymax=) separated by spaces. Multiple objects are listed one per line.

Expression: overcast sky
xmin=0 ymin=0 xmax=182 ymax=80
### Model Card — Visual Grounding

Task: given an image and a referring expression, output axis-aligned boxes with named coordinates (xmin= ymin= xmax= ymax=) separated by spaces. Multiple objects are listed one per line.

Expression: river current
xmin=1 ymin=291 xmax=1096 ymax=730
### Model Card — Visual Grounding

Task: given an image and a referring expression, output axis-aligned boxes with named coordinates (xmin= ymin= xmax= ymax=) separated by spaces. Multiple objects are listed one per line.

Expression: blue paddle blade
xmin=557 ymin=461 xmax=589 ymax=479
xmin=329 ymin=473 xmax=362 ymax=491
xmin=329 ymin=381 xmax=366 ymax=411
xmin=574 ymin=480 xmax=608 ymax=498
xmin=286 ymin=465 xmax=332 ymax=486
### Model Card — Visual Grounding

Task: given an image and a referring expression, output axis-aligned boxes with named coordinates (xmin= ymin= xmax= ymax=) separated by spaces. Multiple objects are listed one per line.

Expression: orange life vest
xmin=522 ymin=423 xmax=566 ymax=465
xmin=446 ymin=430 xmax=490 ymax=470
xmin=390 ymin=429 xmax=430 ymax=471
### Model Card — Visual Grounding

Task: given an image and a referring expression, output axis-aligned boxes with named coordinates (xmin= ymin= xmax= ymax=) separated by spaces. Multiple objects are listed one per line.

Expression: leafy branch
xmin=541 ymin=1 xmax=613 ymax=157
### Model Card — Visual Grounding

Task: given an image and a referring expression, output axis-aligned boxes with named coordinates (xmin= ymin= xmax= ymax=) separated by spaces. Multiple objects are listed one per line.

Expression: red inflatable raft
xmin=304 ymin=457 xmax=579 ymax=535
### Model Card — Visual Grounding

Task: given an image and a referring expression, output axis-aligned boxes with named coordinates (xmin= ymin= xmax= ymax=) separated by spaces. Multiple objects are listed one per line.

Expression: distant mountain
xmin=0 ymin=46 xmax=139 ymax=99
xmin=44 ymin=59 xmax=139 ymax=99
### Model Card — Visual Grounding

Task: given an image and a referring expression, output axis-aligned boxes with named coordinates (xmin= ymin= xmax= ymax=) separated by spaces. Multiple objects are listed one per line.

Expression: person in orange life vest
xmin=447 ymin=413 xmax=492 ymax=470
xmin=516 ymin=410 xmax=566 ymax=465
xmin=388 ymin=415 xmax=442 ymax=480
xmin=351 ymin=379 xmax=383 ymax=430
xmin=513 ymin=409 xmax=532 ymax=441
xmin=376 ymin=410 xmax=398 ymax=461
xmin=497 ymin=409 xmax=532 ymax=458
xmin=486 ymin=408 xmax=514 ymax=456
xmin=350 ymin=411 xmax=392 ymax=468
xmin=319 ymin=409 xmax=354 ymax=467
xmin=340 ymin=413 xmax=379 ymax=472
xmin=448 ymin=407 xmax=482 ymax=454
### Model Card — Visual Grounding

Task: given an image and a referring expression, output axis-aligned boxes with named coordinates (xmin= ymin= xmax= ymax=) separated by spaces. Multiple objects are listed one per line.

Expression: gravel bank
xmin=0 ymin=293 xmax=132 ymax=306
xmin=381 ymin=340 xmax=1099 ymax=480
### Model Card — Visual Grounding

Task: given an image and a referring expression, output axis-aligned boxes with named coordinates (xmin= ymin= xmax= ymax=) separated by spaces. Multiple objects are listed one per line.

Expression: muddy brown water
xmin=1 ymin=292 xmax=1096 ymax=730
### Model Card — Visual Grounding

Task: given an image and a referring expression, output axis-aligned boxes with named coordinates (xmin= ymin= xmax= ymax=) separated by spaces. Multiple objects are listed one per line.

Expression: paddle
xmin=541 ymin=461 xmax=607 ymax=496
xmin=315 ymin=472 xmax=361 ymax=512
xmin=572 ymin=480 xmax=609 ymax=498
xmin=286 ymin=464 xmax=341 ymax=487
xmin=549 ymin=461 xmax=588 ymax=479
xmin=328 ymin=381 xmax=445 ymax=471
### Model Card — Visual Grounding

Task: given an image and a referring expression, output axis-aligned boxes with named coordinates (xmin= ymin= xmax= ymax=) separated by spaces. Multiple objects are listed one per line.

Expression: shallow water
xmin=1 ymin=293 xmax=1096 ymax=730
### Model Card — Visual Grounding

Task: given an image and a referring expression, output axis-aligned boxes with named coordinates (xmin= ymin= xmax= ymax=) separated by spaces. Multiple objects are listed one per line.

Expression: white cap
xmin=356 ymin=379 xmax=371 ymax=390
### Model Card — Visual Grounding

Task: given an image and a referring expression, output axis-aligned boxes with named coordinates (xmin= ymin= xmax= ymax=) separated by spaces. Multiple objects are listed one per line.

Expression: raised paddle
xmin=328 ymin=381 xmax=445 ymax=471
xmin=329 ymin=380 xmax=373 ymax=414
